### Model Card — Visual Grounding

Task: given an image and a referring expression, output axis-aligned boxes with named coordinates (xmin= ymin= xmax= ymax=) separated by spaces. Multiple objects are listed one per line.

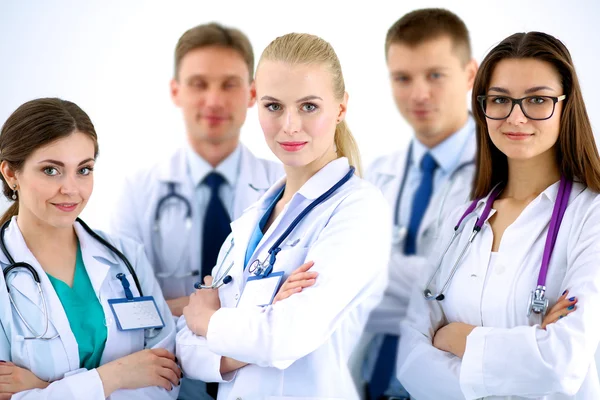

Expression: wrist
xmin=97 ymin=363 xmax=122 ymax=397
xmin=201 ymin=309 xmax=218 ymax=337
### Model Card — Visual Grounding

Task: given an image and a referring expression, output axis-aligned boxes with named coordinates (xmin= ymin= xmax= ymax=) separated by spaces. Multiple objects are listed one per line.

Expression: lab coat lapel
xmin=73 ymin=222 xmax=114 ymax=299
xmin=2 ymin=218 xmax=80 ymax=370
xmin=372 ymin=150 xmax=408 ymax=209
xmin=233 ymin=145 xmax=274 ymax=218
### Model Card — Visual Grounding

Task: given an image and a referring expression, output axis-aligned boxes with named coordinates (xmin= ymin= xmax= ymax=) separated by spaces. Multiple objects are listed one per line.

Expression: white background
xmin=0 ymin=0 xmax=599 ymax=230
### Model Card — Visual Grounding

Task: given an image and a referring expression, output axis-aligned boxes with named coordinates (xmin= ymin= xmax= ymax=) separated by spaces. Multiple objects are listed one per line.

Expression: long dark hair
xmin=471 ymin=32 xmax=600 ymax=199
xmin=0 ymin=98 xmax=99 ymax=225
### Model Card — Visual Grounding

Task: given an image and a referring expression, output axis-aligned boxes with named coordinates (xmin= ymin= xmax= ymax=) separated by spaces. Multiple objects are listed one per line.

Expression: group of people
xmin=0 ymin=6 xmax=599 ymax=400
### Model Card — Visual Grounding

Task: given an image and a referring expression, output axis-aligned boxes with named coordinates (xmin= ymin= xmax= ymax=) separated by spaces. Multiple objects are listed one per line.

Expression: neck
xmin=416 ymin=111 xmax=468 ymax=149
xmin=188 ymin=136 xmax=239 ymax=168
xmin=282 ymin=149 xmax=338 ymax=203
xmin=16 ymin=213 xmax=77 ymax=266
xmin=504 ymin=150 xmax=561 ymax=201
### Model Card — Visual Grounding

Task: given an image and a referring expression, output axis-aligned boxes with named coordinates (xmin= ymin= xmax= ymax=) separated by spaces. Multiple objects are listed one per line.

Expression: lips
xmin=503 ymin=132 xmax=534 ymax=140
xmin=52 ymin=203 xmax=78 ymax=212
xmin=279 ymin=141 xmax=308 ymax=152
xmin=202 ymin=115 xmax=228 ymax=125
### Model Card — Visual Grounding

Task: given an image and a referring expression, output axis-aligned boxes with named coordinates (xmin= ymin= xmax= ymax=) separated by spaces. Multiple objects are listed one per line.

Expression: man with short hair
xmin=359 ymin=9 xmax=479 ymax=399
xmin=111 ymin=22 xmax=283 ymax=400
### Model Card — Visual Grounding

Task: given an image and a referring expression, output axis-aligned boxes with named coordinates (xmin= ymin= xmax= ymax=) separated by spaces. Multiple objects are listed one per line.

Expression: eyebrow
xmin=38 ymin=158 xmax=95 ymax=167
xmin=488 ymin=86 xmax=556 ymax=94
xmin=186 ymin=74 xmax=243 ymax=82
xmin=260 ymin=95 xmax=323 ymax=102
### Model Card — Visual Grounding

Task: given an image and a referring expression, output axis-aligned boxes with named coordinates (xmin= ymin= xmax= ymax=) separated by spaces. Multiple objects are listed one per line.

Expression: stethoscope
xmin=1 ymin=218 xmax=143 ymax=340
xmin=194 ymin=166 xmax=356 ymax=289
xmin=392 ymin=141 xmax=475 ymax=246
xmin=153 ymin=180 xmax=267 ymax=279
xmin=423 ymin=177 xmax=572 ymax=317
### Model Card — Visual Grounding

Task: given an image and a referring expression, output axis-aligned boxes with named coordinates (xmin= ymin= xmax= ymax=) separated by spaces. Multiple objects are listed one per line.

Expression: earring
xmin=11 ymin=184 xmax=17 ymax=200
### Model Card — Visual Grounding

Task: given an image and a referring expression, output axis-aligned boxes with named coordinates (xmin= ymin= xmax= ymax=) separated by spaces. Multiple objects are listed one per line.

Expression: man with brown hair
xmin=359 ymin=8 xmax=479 ymax=399
xmin=110 ymin=22 xmax=282 ymax=399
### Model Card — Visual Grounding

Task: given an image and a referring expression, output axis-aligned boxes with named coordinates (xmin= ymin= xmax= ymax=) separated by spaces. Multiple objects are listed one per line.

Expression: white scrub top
xmin=397 ymin=181 xmax=600 ymax=400
xmin=177 ymin=157 xmax=392 ymax=400
xmin=0 ymin=218 xmax=178 ymax=400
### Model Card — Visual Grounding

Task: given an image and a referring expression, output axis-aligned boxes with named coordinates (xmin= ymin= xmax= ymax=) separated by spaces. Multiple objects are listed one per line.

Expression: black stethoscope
xmin=392 ymin=141 xmax=475 ymax=245
xmin=195 ymin=166 xmax=356 ymax=288
xmin=1 ymin=218 xmax=143 ymax=340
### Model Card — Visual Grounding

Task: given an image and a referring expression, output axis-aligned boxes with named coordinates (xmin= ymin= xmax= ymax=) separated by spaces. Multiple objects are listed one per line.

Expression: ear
xmin=170 ymin=78 xmax=181 ymax=107
xmin=337 ymin=92 xmax=349 ymax=123
xmin=465 ymin=58 xmax=479 ymax=91
xmin=248 ymin=80 xmax=257 ymax=108
xmin=1 ymin=161 xmax=17 ymax=189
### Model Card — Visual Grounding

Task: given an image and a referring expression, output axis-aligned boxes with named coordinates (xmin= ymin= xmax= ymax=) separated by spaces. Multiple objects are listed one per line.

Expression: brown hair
xmin=174 ymin=22 xmax=254 ymax=81
xmin=0 ymin=98 xmax=99 ymax=226
xmin=258 ymin=33 xmax=362 ymax=176
xmin=471 ymin=32 xmax=600 ymax=199
xmin=385 ymin=8 xmax=472 ymax=65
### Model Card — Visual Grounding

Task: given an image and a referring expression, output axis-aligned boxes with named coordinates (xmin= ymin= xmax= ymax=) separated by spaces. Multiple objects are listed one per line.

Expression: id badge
xmin=236 ymin=271 xmax=285 ymax=308
xmin=108 ymin=296 xmax=166 ymax=331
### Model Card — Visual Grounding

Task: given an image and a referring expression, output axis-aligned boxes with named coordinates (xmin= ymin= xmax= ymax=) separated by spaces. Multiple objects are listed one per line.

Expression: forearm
xmin=220 ymin=357 xmax=247 ymax=375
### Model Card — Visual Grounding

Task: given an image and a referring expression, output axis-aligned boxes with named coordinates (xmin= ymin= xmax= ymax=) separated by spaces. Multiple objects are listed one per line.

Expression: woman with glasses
xmin=396 ymin=32 xmax=600 ymax=399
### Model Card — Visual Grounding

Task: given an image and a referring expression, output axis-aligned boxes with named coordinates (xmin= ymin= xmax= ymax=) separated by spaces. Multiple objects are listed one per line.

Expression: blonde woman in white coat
xmin=176 ymin=33 xmax=391 ymax=399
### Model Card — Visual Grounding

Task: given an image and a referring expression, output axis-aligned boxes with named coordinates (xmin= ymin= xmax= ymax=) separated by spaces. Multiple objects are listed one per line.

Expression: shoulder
xmin=333 ymin=175 xmax=391 ymax=219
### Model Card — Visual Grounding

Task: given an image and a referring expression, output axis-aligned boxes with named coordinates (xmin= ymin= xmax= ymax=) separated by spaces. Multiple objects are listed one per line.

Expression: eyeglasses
xmin=477 ymin=94 xmax=566 ymax=121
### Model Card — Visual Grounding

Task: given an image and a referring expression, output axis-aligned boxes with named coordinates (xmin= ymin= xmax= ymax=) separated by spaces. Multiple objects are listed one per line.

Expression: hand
xmin=97 ymin=348 xmax=181 ymax=397
xmin=433 ymin=322 xmax=476 ymax=359
xmin=0 ymin=361 xmax=48 ymax=399
xmin=183 ymin=276 xmax=221 ymax=337
xmin=542 ymin=290 xmax=578 ymax=329
xmin=166 ymin=296 xmax=190 ymax=317
xmin=273 ymin=261 xmax=317 ymax=304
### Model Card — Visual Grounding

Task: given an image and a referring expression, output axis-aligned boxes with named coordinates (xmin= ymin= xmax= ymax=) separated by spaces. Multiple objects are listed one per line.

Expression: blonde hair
xmin=258 ymin=33 xmax=362 ymax=176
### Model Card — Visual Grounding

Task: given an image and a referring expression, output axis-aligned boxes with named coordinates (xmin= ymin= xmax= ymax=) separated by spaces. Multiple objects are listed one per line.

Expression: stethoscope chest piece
xmin=527 ymin=285 xmax=548 ymax=317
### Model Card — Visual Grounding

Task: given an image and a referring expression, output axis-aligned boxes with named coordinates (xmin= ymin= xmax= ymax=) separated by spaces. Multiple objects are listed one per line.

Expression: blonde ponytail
xmin=334 ymin=120 xmax=362 ymax=176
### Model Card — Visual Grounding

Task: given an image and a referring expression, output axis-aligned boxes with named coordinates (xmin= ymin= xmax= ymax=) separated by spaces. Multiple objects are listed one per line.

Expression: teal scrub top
xmin=47 ymin=244 xmax=107 ymax=369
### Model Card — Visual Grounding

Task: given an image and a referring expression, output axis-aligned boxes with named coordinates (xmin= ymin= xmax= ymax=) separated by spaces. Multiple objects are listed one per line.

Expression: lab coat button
xmin=235 ymin=293 xmax=239 ymax=300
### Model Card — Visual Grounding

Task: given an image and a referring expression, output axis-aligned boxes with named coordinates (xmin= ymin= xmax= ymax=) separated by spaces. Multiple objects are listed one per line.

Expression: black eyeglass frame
xmin=477 ymin=94 xmax=567 ymax=121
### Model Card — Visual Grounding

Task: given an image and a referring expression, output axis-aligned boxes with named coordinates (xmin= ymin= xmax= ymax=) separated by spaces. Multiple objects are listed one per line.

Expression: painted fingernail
xmin=0 ymin=360 xmax=5 ymax=363
xmin=568 ymin=305 xmax=575 ymax=310
xmin=562 ymin=290 xmax=567 ymax=295
xmin=559 ymin=315 xmax=564 ymax=319
xmin=569 ymin=297 xmax=576 ymax=301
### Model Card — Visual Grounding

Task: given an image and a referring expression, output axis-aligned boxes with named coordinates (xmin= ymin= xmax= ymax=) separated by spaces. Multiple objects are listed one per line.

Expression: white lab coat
xmin=363 ymin=135 xmax=475 ymax=336
xmin=111 ymin=144 xmax=283 ymax=300
xmin=176 ymin=157 xmax=392 ymax=400
xmin=397 ymin=181 xmax=600 ymax=399
xmin=0 ymin=218 xmax=179 ymax=400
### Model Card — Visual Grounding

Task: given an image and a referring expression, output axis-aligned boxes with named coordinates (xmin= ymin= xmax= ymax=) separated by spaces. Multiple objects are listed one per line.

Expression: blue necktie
xmin=404 ymin=152 xmax=438 ymax=255
xmin=368 ymin=153 xmax=438 ymax=399
xmin=201 ymin=172 xmax=232 ymax=279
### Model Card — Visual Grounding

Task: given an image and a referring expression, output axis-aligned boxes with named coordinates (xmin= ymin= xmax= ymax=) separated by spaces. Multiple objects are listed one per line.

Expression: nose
xmin=204 ymin=87 xmax=226 ymax=109
xmin=410 ymin=79 xmax=431 ymax=103
xmin=505 ymin=102 xmax=528 ymax=125
xmin=59 ymin=174 xmax=78 ymax=196
xmin=283 ymin=110 xmax=301 ymax=135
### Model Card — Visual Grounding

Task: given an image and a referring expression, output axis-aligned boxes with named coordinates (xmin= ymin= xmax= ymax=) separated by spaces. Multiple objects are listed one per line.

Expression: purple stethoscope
xmin=423 ymin=177 xmax=572 ymax=317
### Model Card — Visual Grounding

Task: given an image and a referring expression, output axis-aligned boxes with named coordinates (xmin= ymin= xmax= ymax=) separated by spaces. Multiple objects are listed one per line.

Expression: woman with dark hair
xmin=0 ymin=98 xmax=181 ymax=399
xmin=397 ymin=32 xmax=600 ymax=399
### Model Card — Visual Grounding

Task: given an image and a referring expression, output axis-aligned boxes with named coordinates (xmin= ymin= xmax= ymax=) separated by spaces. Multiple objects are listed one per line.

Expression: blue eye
xmin=301 ymin=103 xmax=317 ymax=112
xmin=79 ymin=167 xmax=93 ymax=176
xmin=266 ymin=103 xmax=282 ymax=112
xmin=43 ymin=167 xmax=59 ymax=176
xmin=430 ymin=72 xmax=442 ymax=80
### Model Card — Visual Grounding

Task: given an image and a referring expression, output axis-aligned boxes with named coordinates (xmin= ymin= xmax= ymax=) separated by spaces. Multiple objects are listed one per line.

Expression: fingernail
xmin=569 ymin=297 xmax=576 ymax=301
xmin=175 ymin=357 xmax=178 ymax=363
xmin=568 ymin=305 xmax=575 ymax=310
xmin=0 ymin=360 xmax=5 ymax=363
xmin=559 ymin=315 xmax=564 ymax=319
xmin=562 ymin=290 xmax=567 ymax=295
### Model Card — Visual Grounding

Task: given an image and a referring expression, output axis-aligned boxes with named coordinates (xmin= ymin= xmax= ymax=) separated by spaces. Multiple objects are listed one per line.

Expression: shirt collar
xmin=185 ymin=144 xmax=242 ymax=188
xmin=412 ymin=115 xmax=475 ymax=174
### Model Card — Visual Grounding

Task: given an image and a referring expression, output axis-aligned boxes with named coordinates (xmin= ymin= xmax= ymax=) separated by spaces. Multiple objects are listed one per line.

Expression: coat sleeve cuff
xmin=65 ymin=369 xmax=105 ymax=399
xmin=459 ymin=326 xmax=493 ymax=399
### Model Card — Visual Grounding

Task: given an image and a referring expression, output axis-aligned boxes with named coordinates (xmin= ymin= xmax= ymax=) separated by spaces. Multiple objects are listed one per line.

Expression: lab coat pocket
xmin=108 ymin=273 xmax=142 ymax=298
xmin=272 ymin=245 xmax=310 ymax=278
xmin=22 ymin=334 xmax=69 ymax=382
